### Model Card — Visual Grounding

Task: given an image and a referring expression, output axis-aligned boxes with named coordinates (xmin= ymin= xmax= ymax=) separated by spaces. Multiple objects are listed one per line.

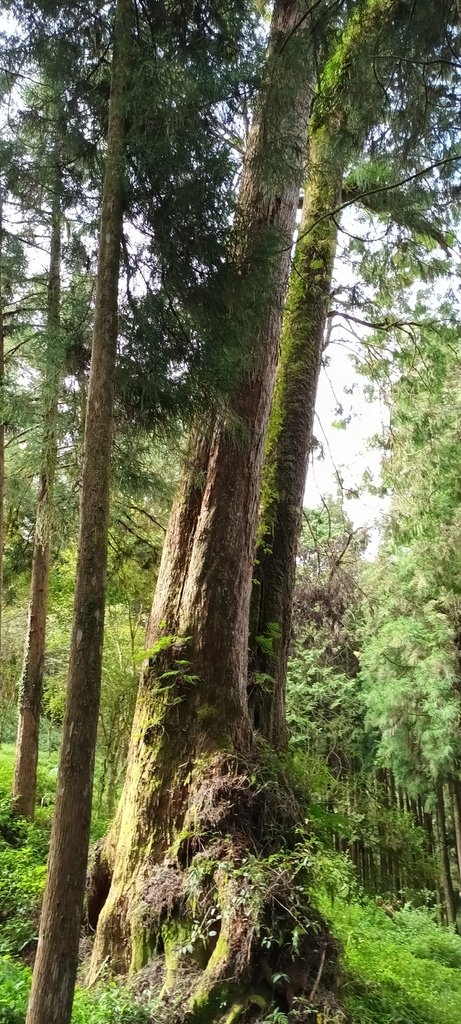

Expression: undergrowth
xmin=0 ymin=958 xmax=149 ymax=1024
xmin=2 ymin=746 xmax=461 ymax=1024
xmin=0 ymin=745 xmax=109 ymax=960
xmin=321 ymin=894 xmax=461 ymax=1024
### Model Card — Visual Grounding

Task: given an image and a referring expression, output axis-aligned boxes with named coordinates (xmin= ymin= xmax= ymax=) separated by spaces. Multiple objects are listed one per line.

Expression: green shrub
xmin=0 ymin=841 xmax=46 ymax=955
xmin=0 ymin=800 xmax=28 ymax=848
xmin=393 ymin=904 xmax=461 ymax=969
xmin=0 ymin=958 xmax=150 ymax=1024
xmin=322 ymin=895 xmax=461 ymax=1024
xmin=0 ymin=958 xmax=29 ymax=1024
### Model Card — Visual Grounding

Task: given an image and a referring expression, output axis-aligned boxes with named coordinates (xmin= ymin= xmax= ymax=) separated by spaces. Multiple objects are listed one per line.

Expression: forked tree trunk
xmin=25 ymin=2 xmax=131 ymax=1021
xmin=435 ymin=781 xmax=457 ymax=928
xmin=89 ymin=0 xmax=319 ymax=1011
xmin=13 ymin=166 xmax=61 ymax=820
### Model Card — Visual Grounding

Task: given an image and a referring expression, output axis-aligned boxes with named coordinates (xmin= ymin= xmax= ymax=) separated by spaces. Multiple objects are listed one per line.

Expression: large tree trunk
xmin=89 ymin=2 xmax=326 ymax=1015
xmin=25 ymin=2 xmax=131 ymax=1021
xmin=13 ymin=165 xmax=61 ymax=820
xmin=250 ymin=123 xmax=341 ymax=746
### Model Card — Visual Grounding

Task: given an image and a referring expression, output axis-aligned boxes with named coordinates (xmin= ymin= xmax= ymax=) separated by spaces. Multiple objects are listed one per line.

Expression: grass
xmin=322 ymin=895 xmax=461 ymax=1024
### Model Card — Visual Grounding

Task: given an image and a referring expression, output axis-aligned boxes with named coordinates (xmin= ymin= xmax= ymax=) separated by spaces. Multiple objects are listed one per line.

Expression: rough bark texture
xmin=25 ymin=2 xmax=131 ymax=1021
xmin=13 ymin=167 xmax=61 ymax=820
xmin=250 ymin=125 xmax=341 ymax=747
xmin=89 ymin=1 xmax=319 ymax=1008
xmin=435 ymin=782 xmax=457 ymax=928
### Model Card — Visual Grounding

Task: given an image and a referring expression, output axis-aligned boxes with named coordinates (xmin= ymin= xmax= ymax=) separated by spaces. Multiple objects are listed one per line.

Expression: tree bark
xmin=89 ymin=0 xmax=317 ymax=1003
xmin=25 ymin=1 xmax=131 ymax=1021
xmin=435 ymin=781 xmax=457 ymax=928
xmin=0 ymin=191 xmax=4 ymax=683
xmin=250 ymin=122 xmax=342 ymax=746
xmin=250 ymin=0 xmax=396 ymax=746
xmin=449 ymin=778 xmax=461 ymax=891
xmin=13 ymin=163 xmax=61 ymax=820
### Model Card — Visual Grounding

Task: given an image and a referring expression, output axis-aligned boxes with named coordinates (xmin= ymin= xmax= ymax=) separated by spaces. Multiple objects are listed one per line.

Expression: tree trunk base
xmin=87 ymin=753 xmax=339 ymax=1022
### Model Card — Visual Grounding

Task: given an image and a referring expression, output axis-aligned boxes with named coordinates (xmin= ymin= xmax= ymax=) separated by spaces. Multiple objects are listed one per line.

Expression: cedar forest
xmin=1 ymin=1 xmax=461 ymax=1023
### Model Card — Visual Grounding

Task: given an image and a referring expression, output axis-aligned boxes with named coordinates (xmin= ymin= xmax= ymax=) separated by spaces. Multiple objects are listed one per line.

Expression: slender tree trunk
xmin=13 ymin=166 xmax=61 ymax=819
xmin=448 ymin=778 xmax=461 ymax=917
xmin=435 ymin=781 xmax=457 ymax=928
xmin=0 ymin=191 xmax=4 ymax=683
xmin=250 ymin=123 xmax=342 ymax=745
xmin=25 ymin=2 xmax=131 ymax=1021
xmin=90 ymin=0 xmax=316 ymax=999
xmin=450 ymin=778 xmax=461 ymax=886
xmin=250 ymin=0 xmax=396 ymax=745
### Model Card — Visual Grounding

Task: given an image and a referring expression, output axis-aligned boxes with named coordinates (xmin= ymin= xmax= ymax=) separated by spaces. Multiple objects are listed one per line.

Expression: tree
xmin=25 ymin=0 xmax=132 ymax=1019
xmin=251 ymin=0 xmax=461 ymax=747
xmin=13 ymin=115 xmax=63 ymax=818
xmin=88 ymin=1 xmax=329 ymax=1016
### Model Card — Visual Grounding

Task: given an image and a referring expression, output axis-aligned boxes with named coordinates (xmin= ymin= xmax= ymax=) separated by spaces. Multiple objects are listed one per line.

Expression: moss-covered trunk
xmin=250 ymin=125 xmax=341 ymax=747
xmin=13 ymin=164 xmax=61 ymax=820
xmin=250 ymin=0 xmax=398 ymax=748
xmin=88 ymin=2 xmax=325 ymax=1014
xmin=25 ymin=2 xmax=131 ymax=1021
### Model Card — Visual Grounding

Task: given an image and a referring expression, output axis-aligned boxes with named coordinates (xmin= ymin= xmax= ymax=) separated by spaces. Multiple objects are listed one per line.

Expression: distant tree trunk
xmin=13 ymin=165 xmax=61 ymax=820
xmin=0 ymin=191 xmax=4 ymax=678
xmin=250 ymin=124 xmax=342 ymax=746
xmin=435 ymin=781 xmax=457 ymax=928
xmin=89 ymin=4 xmax=324 ymax=1016
xmin=25 ymin=1 xmax=131 ymax=1021
xmin=449 ymin=778 xmax=461 ymax=888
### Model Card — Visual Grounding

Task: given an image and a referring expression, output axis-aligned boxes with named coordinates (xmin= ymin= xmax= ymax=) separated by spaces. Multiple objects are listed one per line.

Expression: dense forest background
xmin=1 ymin=1 xmax=461 ymax=1023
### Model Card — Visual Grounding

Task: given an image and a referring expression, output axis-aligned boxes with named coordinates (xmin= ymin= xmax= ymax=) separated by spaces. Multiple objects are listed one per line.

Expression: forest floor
xmin=1 ymin=746 xmax=461 ymax=1024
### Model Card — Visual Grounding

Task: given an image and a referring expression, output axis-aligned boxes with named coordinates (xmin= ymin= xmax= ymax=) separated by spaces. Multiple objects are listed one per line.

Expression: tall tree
xmin=0 ymin=187 xmax=4 ymax=674
xmin=13 ymin=145 xmax=62 ymax=819
xmin=250 ymin=0 xmax=456 ymax=745
xmin=88 ymin=0 xmax=322 ymax=1014
xmin=25 ymin=0 xmax=132 ymax=1020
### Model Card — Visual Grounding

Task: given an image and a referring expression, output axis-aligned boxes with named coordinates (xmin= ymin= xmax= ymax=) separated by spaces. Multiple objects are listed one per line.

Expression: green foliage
xmin=0 ymin=957 xmax=150 ymax=1023
xmin=0 ymin=958 xmax=30 ymax=1024
xmin=323 ymin=897 xmax=461 ymax=1024
xmin=0 ymin=785 xmax=48 ymax=957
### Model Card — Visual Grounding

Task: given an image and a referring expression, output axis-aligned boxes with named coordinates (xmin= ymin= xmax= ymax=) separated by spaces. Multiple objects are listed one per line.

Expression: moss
xmin=130 ymin=903 xmax=158 ymax=974
xmin=161 ymin=917 xmax=194 ymax=992
xmin=197 ymin=703 xmax=219 ymax=723
xmin=188 ymin=978 xmax=242 ymax=1024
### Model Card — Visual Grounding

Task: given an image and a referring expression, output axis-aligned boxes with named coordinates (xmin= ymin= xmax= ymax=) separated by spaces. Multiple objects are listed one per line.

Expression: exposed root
xmin=87 ymin=753 xmax=339 ymax=1022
